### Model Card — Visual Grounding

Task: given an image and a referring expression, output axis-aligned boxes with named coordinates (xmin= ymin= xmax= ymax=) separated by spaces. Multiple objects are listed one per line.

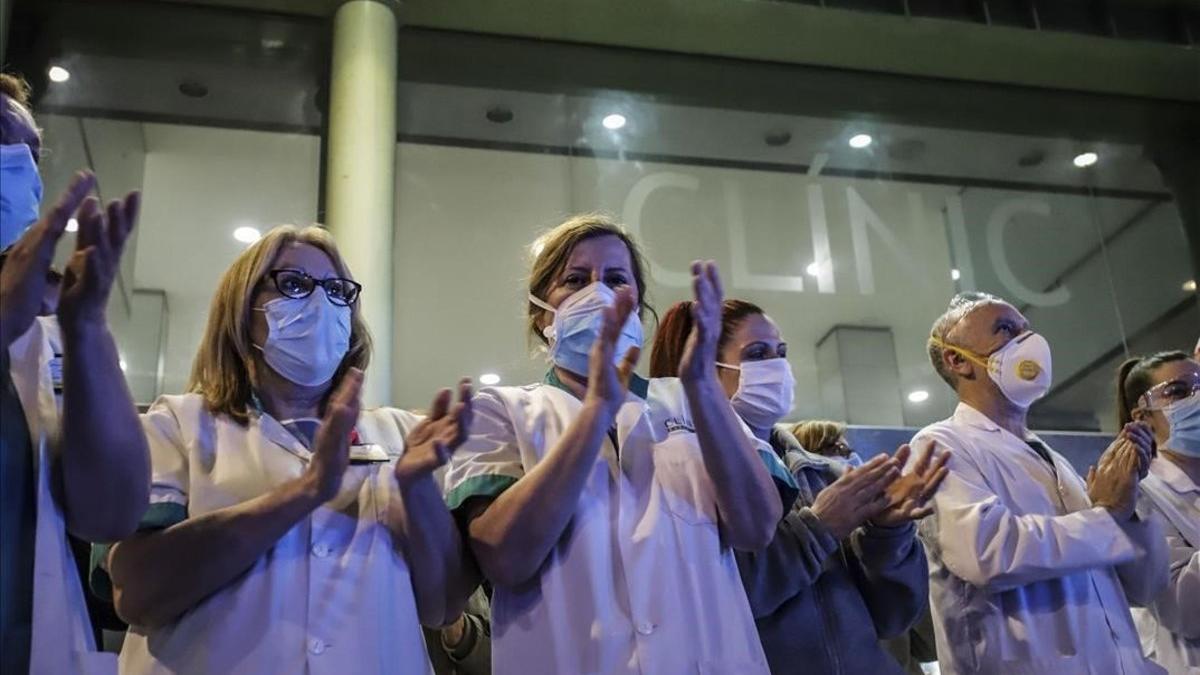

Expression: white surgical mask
xmin=529 ymin=282 xmax=643 ymax=377
xmin=717 ymin=357 xmax=795 ymax=429
xmin=933 ymin=330 xmax=1052 ymax=409
xmin=253 ymin=292 xmax=351 ymax=386
xmin=1163 ymin=393 xmax=1200 ymax=458
xmin=0 ymin=144 xmax=43 ymax=249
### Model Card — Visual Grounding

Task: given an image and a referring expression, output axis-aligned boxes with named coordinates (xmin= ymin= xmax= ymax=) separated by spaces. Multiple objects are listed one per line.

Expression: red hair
xmin=648 ymin=299 xmax=764 ymax=378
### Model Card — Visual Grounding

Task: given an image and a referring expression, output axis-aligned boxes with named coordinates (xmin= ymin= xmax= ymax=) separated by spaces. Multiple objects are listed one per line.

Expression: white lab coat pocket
xmin=652 ymin=434 xmax=718 ymax=526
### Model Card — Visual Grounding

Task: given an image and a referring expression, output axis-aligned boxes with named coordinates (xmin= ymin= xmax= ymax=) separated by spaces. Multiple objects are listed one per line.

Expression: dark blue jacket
xmin=735 ymin=426 xmax=928 ymax=675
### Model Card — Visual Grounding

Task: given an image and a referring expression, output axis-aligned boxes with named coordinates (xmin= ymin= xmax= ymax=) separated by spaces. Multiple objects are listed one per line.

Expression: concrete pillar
xmin=325 ymin=0 xmax=398 ymax=406
xmin=816 ymin=326 xmax=905 ymax=426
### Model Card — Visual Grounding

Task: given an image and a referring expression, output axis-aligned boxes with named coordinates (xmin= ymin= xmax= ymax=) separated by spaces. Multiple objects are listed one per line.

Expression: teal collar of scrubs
xmin=248 ymin=392 xmax=265 ymax=415
xmin=543 ymin=368 xmax=649 ymax=401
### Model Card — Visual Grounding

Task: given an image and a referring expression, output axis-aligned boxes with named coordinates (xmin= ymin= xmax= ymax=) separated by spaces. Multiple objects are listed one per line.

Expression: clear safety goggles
xmin=1139 ymin=372 xmax=1200 ymax=411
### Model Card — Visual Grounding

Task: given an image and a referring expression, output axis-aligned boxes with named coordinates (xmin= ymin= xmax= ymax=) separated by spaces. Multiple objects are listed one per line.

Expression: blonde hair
xmin=525 ymin=213 xmax=655 ymax=345
xmin=187 ymin=225 xmax=371 ymax=424
xmin=790 ymin=420 xmax=847 ymax=456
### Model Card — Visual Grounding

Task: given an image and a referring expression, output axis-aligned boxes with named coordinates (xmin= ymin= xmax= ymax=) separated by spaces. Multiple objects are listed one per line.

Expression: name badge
xmin=49 ymin=354 xmax=64 ymax=394
xmin=349 ymin=443 xmax=390 ymax=463
xmin=664 ymin=416 xmax=695 ymax=435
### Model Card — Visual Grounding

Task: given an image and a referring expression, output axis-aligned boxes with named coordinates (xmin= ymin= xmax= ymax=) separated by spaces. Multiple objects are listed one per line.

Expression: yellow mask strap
xmin=929 ymin=335 xmax=991 ymax=371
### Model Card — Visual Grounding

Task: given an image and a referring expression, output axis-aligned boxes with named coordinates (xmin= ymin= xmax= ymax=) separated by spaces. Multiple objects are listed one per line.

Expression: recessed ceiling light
xmin=48 ymin=66 xmax=70 ymax=83
xmin=805 ymin=262 xmax=820 ymax=276
xmin=486 ymin=106 xmax=514 ymax=124
xmin=849 ymin=134 xmax=872 ymax=149
xmin=1184 ymin=280 xmax=1197 ymax=293
xmin=951 ymin=268 xmax=961 ymax=281
xmin=233 ymin=226 xmax=261 ymax=244
xmin=1017 ymin=149 xmax=1046 ymax=168
xmin=178 ymin=80 xmax=209 ymax=98
xmin=1073 ymin=152 xmax=1098 ymax=168
xmin=479 ymin=373 xmax=501 ymax=386
xmin=66 ymin=218 xmax=79 ymax=233
xmin=764 ymin=130 xmax=792 ymax=147
xmin=602 ymin=113 xmax=627 ymax=130
xmin=907 ymin=389 xmax=930 ymax=403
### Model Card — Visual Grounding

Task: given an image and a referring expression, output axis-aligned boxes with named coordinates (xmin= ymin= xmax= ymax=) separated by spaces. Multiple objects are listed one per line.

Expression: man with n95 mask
xmin=913 ymin=292 xmax=1168 ymax=675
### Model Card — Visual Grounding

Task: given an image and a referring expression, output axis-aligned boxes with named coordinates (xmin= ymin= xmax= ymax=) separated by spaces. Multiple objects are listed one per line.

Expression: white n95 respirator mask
xmin=932 ymin=331 xmax=1053 ymax=409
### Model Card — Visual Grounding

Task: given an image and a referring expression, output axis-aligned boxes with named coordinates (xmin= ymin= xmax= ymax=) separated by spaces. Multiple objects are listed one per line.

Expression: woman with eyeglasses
xmin=1117 ymin=351 xmax=1200 ymax=674
xmin=648 ymin=298 xmax=948 ymax=675
xmin=93 ymin=225 xmax=475 ymax=674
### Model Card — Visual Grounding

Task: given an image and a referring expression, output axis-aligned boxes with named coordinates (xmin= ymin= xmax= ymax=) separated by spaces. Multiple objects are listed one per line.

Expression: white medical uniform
xmin=1135 ymin=457 xmax=1200 ymax=674
xmin=106 ymin=393 xmax=434 ymax=675
xmin=8 ymin=316 xmax=117 ymax=675
xmin=444 ymin=375 xmax=793 ymax=675
xmin=914 ymin=403 xmax=1168 ymax=675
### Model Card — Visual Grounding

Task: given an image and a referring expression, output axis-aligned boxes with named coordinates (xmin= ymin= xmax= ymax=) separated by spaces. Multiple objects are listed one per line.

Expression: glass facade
xmin=10 ymin=0 xmax=1198 ymax=431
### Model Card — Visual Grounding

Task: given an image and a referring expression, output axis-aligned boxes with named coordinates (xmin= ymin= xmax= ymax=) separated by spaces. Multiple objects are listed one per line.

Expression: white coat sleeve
xmin=1113 ymin=513 xmax=1169 ymax=608
xmin=443 ymin=388 xmax=524 ymax=512
xmin=89 ymin=395 xmax=191 ymax=600
xmin=1136 ymin=497 xmax=1200 ymax=638
xmin=918 ymin=428 xmax=1137 ymax=593
xmin=1157 ymin=538 xmax=1200 ymax=639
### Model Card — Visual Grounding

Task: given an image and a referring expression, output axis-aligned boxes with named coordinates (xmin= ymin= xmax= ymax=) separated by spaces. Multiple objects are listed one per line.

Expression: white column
xmin=816 ymin=326 xmax=906 ymax=426
xmin=325 ymin=0 xmax=397 ymax=406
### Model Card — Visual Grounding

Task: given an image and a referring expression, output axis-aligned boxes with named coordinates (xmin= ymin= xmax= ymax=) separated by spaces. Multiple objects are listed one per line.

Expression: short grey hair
xmin=927 ymin=291 xmax=1005 ymax=389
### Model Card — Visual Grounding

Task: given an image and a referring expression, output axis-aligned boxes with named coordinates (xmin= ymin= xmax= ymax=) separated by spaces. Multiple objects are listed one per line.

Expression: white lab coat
xmin=913 ymin=403 xmax=1168 ymax=675
xmin=8 ymin=317 xmax=117 ymax=675
xmin=113 ymin=393 xmax=434 ymax=675
xmin=1135 ymin=457 xmax=1200 ymax=674
xmin=443 ymin=377 xmax=781 ymax=675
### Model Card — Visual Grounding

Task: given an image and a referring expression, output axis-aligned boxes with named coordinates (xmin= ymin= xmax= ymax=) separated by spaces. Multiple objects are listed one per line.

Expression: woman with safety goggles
xmin=1118 ymin=351 xmax=1200 ymax=674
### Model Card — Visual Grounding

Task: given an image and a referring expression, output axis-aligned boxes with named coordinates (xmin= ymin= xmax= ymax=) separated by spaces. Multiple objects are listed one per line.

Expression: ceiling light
xmin=48 ymin=66 xmax=70 ymax=83
xmin=479 ymin=373 xmax=501 ymax=386
xmin=849 ymin=134 xmax=872 ymax=149
xmin=1017 ymin=149 xmax=1046 ymax=168
xmin=602 ymin=113 xmax=627 ymax=130
xmin=805 ymin=262 xmax=820 ymax=276
xmin=764 ymin=130 xmax=792 ymax=147
xmin=178 ymin=80 xmax=209 ymax=99
xmin=951 ymin=268 xmax=961 ymax=281
xmin=1073 ymin=152 xmax=1098 ymax=168
xmin=119 ymin=358 xmax=128 ymax=372
xmin=907 ymin=389 xmax=930 ymax=403
xmin=66 ymin=218 xmax=79 ymax=233
xmin=1184 ymin=280 xmax=1197 ymax=293
xmin=233 ymin=226 xmax=261 ymax=244
xmin=486 ymin=106 xmax=514 ymax=124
